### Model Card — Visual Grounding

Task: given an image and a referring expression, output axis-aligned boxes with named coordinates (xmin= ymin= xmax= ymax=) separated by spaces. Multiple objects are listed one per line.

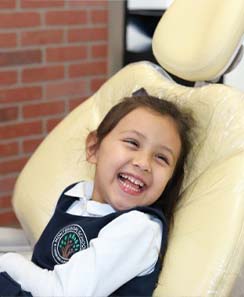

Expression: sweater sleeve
xmin=0 ymin=210 xmax=162 ymax=297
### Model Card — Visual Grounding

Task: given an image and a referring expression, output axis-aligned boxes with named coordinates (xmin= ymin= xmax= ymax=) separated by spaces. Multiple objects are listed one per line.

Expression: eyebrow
xmin=120 ymin=130 xmax=177 ymax=160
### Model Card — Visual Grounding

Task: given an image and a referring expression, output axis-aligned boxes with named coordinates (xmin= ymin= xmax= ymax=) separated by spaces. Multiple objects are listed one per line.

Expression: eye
xmin=156 ymin=154 xmax=170 ymax=165
xmin=123 ymin=138 xmax=139 ymax=148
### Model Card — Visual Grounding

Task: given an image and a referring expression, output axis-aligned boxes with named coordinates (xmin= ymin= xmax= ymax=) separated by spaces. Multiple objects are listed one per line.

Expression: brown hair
xmin=90 ymin=89 xmax=194 ymax=228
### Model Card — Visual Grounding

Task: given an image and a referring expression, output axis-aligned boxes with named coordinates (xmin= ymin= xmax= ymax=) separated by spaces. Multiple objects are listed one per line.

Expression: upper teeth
xmin=120 ymin=173 xmax=144 ymax=187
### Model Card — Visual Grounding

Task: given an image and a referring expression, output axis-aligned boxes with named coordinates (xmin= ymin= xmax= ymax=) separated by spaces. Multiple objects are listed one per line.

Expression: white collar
xmin=65 ymin=180 xmax=94 ymax=199
xmin=64 ymin=181 xmax=115 ymax=216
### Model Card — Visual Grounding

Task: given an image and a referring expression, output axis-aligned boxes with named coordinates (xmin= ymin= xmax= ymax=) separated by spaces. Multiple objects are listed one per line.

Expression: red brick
xmin=90 ymin=77 xmax=106 ymax=92
xmin=45 ymin=10 xmax=87 ymax=26
xmin=67 ymin=0 xmax=107 ymax=7
xmin=0 ymin=157 xmax=29 ymax=175
xmin=0 ymin=71 xmax=17 ymax=86
xmin=22 ymin=66 xmax=65 ymax=83
xmin=0 ymin=86 xmax=42 ymax=104
xmin=46 ymin=117 xmax=63 ymax=132
xmin=0 ymin=176 xmax=16 ymax=193
xmin=69 ymin=61 xmax=107 ymax=77
xmin=21 ymin=0 xmax=64 ymax=8
xmin=0 ymin=211 xmax=20 ymax=227
xmin=46 ymin=46 xmax=87 ymax=62
xmin=23 ymin=101 xmax=65 ymax=118
xmin=68 ymin=97 xmax=87 ymax=111
xmin=46 ymin=80 xmax=87 ymax=98
xmin=0 ymin=121 xmax=42 ymax=139
xmin=0 ymin=142 xmax=19 ymax=158
xmin=22 ymin=137 xmax=43 ymax=153
xmin=0 ymin=50 xmax=42 ymax=67
xmin=0 ymin=195 xmax=12 ymax=208
xmin=0 ymin=12 xmax=40 ymax=28
xmin=0 ymin=0 xmax=15 ymax=9
xmin=91 ymin=44 xmax=108 ymax=58
xmin=21 ymin=29 xmax=63 ymax=46
xmin=0 ymin=33 xmax=16 ymax=48
xmin=68 ymin=28 xmax=107 ymax=42
xmin=0 ymin=106 xmax=18 ymax=122
xmin=90 ymin=10 xmax=108 ymax=24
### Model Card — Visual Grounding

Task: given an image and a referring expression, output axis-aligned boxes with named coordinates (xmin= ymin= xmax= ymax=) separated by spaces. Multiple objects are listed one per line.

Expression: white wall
xmin=128 ymin=0 xmax=173 ymax=10
xmin=224 ymin=43 xmax=244 ymax=92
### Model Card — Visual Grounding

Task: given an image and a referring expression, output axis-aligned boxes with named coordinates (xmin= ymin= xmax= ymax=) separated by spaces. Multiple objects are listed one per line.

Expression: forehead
xmin=113 ymin=107 xmax=181 ymax=143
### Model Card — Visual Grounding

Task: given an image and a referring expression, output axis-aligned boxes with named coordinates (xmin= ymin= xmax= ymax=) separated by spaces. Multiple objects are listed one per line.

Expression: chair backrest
xmin=153 ymin=0 xmax=244 ymax=81
xmin=12 ymin=0 xmax=244 ymax=296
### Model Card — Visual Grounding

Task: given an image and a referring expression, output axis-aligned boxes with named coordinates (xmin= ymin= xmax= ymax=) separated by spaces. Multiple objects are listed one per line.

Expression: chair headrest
xmin=152 ymin=0 xmax=244 ymax=82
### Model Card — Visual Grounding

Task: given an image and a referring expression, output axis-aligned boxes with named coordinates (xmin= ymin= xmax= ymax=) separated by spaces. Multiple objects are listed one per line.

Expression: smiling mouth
xmin=118 ymin=173 xmax=146 ymax=194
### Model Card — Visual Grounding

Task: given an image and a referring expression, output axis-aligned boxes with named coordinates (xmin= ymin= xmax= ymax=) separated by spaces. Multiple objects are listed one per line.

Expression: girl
xmin=0 ymin=89 xmax=194 ymax=296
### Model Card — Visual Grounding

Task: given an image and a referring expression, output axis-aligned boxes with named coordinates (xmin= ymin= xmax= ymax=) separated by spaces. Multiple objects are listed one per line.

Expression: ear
xmin=86 ymin=131 xmax=98 ymax=164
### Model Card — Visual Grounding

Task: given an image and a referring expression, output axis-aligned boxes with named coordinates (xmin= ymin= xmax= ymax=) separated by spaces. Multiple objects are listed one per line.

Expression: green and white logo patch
xmin=52 ymin=224 xmax=88 ymax=264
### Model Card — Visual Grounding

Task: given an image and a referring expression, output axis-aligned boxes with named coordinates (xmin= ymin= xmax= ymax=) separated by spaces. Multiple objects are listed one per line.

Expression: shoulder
xmin=119 ymin=209 xmax=164 ymax=233
xmin=120 ymin=209 xmax=161 ymax=226
xmin=126 ymin=210 xmax=163 ymax=235
xmin=99 ymin=210 xmax=163 ymax=243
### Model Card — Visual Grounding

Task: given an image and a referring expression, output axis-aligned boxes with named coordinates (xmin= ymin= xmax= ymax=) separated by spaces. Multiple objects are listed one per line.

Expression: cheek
xmin=97 ymin=144 xmax=125 ymax=173
xmin=154 ymin=168 xmax=173 ymax=193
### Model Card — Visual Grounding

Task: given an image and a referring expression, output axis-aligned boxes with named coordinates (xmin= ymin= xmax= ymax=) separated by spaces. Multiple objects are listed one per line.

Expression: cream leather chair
xmin=1 ymin=0 xmax=244 ymax=296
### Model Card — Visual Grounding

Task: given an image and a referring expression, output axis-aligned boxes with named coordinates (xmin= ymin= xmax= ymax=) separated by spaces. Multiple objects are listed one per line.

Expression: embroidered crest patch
xmin=52 ymin=224 xmax=88 ymax=264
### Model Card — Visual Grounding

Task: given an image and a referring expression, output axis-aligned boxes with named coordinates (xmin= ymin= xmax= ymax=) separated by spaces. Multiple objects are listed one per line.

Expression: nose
xmin=132 ymin=152 xmax=152 ymax=172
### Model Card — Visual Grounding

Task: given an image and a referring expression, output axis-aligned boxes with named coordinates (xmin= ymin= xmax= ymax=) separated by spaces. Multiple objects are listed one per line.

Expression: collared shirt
xmin=0 ymin=181 xmax=162 ymax=297
xmin=65 ymin=181 xmax=115 ymax=217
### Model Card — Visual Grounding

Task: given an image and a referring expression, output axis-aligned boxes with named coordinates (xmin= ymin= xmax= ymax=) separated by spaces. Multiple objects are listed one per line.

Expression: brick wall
xmin=0 ymin=0 xmax=109 ymax=226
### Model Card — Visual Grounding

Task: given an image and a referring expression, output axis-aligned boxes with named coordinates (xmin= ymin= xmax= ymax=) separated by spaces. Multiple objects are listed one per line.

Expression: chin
xmin=114 ymin=201 xmax=140 ymax=211
xmin=111 ymin=201 xmax=131 ymax=211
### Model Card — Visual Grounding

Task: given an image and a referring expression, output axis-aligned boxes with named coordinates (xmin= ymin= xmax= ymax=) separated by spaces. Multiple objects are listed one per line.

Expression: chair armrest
xmin=0 ymin=227 xmax=32 ymax=253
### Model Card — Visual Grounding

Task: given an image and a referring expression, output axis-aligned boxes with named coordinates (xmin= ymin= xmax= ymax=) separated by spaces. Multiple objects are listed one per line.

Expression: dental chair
xmin=1 ymin=0 xmax=244 ymax=296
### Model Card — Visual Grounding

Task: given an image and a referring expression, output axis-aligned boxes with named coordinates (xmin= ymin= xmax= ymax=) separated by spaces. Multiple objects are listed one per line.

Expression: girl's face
xmin=86 ymin=107 xmax=181 ymax=210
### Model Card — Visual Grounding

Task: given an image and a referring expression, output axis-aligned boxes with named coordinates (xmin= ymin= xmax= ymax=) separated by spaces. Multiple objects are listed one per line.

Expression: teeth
xmin=120 ymin=173 xmax=144 ymax=188
xmin=119 ymin=179 xmax=141 ymax=192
